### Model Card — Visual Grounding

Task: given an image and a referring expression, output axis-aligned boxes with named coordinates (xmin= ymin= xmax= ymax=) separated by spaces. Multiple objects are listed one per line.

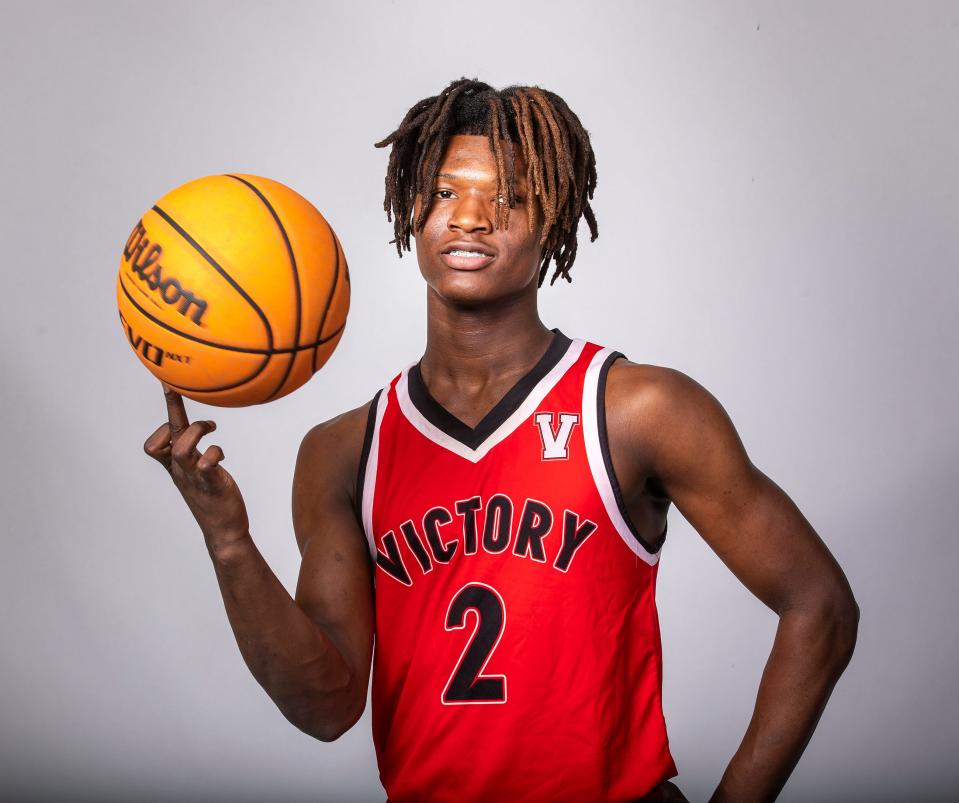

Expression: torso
xmin=354 ymin=331 xmax=678 ymax=802
xmin=414 ymin=342 xmax=673 ymax=551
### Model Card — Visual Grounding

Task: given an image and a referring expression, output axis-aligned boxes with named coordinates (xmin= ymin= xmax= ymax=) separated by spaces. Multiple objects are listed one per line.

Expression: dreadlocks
xmin=374 ymin=78 xmax=598 ymax=286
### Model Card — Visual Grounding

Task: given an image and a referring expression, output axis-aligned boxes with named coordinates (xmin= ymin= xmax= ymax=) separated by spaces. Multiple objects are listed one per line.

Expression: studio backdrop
xmin=0 ymin=2 xmax=956 ymax=801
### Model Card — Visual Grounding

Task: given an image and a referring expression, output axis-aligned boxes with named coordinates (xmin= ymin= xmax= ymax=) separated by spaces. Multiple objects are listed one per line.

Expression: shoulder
xmin=299 ymin=399 xmax=374 ymax=455
xmin=605 ymin=357 xmax=719 ymax=424
xmin=604 ymin=358 xmax=744 ymax=476
xmin=296 ymin=397 xmax=377 ymax=499
xmin=292 ymin=397 xmax=379 ymax=555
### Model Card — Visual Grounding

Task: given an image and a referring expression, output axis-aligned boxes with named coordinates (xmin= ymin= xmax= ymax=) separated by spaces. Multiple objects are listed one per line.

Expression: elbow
xmin=784 ymin=579 xmax=860 ymax=668
xmin=808 ymin=583 xmax=861 ymax=666
xmin=307 ymin=699 xmax=366 ymax=743
xmin=282 ymin=684 xmax=367 ymax=743
xmin=832 ymin=592 xmax=860 ymax=663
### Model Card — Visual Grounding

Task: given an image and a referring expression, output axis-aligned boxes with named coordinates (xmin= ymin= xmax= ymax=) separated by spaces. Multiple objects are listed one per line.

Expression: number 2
xmin=442 ymin=582 xmax=508 ymax=705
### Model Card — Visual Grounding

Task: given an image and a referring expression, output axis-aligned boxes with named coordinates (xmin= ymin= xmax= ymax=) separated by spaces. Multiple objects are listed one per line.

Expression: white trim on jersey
xmin=395 ymin=339 xmax=587 ymax=463
xmin=362 ymin=388 xmax=390 ymax=560
xmin=581 ymin=347 xmax=660 ymax=566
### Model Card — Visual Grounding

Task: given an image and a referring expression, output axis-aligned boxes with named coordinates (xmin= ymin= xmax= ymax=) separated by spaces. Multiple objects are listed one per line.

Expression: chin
xmin=430 ymin=270 xmax=504 ymax=307
xmin=419 ymin=255 xmax=540 ymax=308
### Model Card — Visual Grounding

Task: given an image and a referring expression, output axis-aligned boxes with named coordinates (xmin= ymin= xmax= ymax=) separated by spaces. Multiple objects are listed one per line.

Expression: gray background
xmin=1 ymin=1 xmax=956 ymax=801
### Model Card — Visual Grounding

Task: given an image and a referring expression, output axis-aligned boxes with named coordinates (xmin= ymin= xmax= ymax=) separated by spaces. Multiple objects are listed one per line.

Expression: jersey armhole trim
xmin=583 ymin=348 xmax=665 ymax=564
xmin=354 ymin=388 xmax=383 ymax=524
xmin=356 ymin=387 xmax=388 ymax=559
xmin=598 ymin=351 xmax=667 ymax=554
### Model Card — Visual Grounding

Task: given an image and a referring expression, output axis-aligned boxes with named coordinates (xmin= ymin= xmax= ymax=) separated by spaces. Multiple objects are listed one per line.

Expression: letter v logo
xmin=534 ymin=412 xmax=580 ymax=460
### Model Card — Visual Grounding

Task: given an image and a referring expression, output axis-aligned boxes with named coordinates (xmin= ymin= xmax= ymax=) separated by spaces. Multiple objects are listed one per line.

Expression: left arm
xmin=608 ymin=361 xmax=859 ymax=803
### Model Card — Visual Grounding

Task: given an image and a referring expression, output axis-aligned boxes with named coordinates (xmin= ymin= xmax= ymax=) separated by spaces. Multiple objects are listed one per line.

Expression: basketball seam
xmin=151 ymin=204 xmax=275 ymax=351
xmin=313 ymin=222 xmax=341 ymax=373
xmin=159 ymin=359 xmax=271 ymax=394
xmin=223 ymin=174 xmax=302 ymax=402
xmin=119 ymin=273 xmax=273 ymax=393
xmin=119 ymin=275 xmax=343 ymax=355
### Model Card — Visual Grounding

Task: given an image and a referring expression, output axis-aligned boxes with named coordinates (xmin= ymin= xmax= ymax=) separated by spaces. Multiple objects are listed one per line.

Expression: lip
xmin=440 ymin=241 xmax=497 ymax=271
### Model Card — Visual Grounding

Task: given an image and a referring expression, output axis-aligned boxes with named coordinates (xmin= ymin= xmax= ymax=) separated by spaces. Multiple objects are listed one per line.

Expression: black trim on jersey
xmin=354 ymin=389 xmax=383 ymax=525
xmin=407 ymin=329 xmax=573 ymax=450
xmin=597 ymin=352 xmax=668 ymax=554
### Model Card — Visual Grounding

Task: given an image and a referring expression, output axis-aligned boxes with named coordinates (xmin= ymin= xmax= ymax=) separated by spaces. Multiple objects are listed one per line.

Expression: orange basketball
xmin=116 ymin=174 xmax=349 ymax=407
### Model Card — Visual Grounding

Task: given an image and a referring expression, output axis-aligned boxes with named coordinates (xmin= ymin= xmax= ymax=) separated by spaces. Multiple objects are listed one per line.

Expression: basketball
xmin=116 ymin=174 xmax=350 ymax=407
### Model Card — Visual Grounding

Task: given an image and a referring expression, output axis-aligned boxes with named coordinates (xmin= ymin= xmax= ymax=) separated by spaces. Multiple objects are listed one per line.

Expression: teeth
xmin=448 ymin=250 xmax=488 ymax=257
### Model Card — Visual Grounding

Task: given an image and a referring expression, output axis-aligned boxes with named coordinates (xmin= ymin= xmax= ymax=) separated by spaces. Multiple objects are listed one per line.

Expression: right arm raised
xmin=144 ymin=387 xmax=374 ymax=742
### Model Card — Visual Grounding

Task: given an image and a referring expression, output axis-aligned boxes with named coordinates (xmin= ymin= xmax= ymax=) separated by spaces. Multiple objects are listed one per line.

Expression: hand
xmin=143 ymin=384 xmax=250 ymax=547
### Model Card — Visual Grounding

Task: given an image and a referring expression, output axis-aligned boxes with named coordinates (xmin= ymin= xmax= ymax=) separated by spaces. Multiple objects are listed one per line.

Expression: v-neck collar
xmin=398 ymin=329 xmax=581 ymax=462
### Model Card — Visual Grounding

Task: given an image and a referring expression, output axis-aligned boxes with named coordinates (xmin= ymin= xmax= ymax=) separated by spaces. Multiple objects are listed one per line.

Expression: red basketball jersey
xmin=356 ymin=331 xmax=677 ymax=802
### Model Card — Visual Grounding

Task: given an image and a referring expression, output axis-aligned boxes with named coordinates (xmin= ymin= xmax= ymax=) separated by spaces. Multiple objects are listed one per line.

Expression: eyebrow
xmin=435 ymin=171 xmax=528 ymax=188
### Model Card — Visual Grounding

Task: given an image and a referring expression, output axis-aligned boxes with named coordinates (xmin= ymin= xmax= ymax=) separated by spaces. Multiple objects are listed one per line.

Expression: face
xmin=413 ymin=134 xmax=543 ymax=307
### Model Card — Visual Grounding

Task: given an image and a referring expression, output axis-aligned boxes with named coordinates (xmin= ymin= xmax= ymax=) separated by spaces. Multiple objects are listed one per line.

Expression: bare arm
xmin=143 ymin=386 xmax=374 ymax=741
xmin=608 ymin=362 xmax=859 ymax=802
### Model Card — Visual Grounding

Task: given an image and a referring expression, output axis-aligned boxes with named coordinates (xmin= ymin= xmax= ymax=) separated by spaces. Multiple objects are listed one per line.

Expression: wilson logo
xmin=123 ymin=220 xmax=208 ymax=326
xmin=119 ymin=312 xmax=191 ymax=367
xmin=534 ymin=412 xmax=580 ymax=460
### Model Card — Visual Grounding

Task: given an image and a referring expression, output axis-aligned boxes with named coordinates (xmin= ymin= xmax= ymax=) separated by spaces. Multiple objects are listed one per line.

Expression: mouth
xmin=440 ymin=245 xmax=496 ymax=271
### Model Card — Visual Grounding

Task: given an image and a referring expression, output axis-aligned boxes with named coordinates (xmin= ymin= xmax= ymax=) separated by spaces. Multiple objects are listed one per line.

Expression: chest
xmin=358 ymin=336 xmax=663 ymax=600
xmin=372 ymin=416 xmax=602 ymax=585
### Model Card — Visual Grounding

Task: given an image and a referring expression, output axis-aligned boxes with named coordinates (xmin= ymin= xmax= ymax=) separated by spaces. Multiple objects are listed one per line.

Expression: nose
xmin=447 ymin=192 xmax=493 ymax=234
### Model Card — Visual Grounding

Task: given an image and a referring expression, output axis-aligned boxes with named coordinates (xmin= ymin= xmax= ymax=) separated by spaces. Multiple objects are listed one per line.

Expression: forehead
xmin=437 ymin=134 xmax=527 ymax=182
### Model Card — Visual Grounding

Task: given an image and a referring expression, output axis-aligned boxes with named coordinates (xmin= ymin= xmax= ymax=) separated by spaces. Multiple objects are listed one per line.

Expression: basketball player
xmin=143 ymin=79 xmax=859 ymax=802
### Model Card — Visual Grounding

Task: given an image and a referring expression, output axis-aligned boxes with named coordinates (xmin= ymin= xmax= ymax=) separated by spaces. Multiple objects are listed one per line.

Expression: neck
xmin=421 ymin=286 xmax=553 ymax=388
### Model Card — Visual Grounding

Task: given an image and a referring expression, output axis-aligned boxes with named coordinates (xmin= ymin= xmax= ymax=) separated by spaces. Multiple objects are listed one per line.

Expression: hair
xmin=374 ymin=78 xmax=598 ymax=286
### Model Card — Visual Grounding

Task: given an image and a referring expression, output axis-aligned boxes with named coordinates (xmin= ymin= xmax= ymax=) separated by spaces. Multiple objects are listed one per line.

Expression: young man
xmin=144 ymin=79 xmax=859 ymax=802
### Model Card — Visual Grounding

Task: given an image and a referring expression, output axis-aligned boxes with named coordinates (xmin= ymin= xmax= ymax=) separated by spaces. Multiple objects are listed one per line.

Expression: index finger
xmin=161 ymin=382 xmax=190 ymax=436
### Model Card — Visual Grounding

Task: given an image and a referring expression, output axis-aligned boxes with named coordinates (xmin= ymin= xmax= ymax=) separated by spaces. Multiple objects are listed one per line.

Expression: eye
xmin=434 ymin=189 xmax=455 ymax=200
